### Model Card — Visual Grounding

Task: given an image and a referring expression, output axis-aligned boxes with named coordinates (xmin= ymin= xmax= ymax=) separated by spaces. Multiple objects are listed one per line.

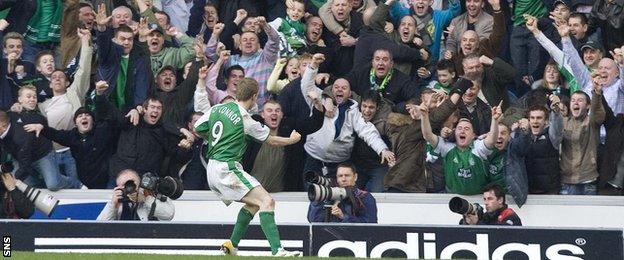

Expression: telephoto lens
xmin=307 ymin=184 xmax=348 ymax=202
xmin=15 ymin=180 xmax=59 ymax=217
xmin=304 ymin=171 xmax=335 ymax=187
xmin=449 ymin=196 xmax=477 ymax=215
xmin=139 ymin=172 xmax=184 ymax=200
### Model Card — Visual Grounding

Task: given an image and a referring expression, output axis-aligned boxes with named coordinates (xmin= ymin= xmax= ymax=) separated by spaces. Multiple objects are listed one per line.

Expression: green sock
xmin=259 ymin=211 xmax=282 ymax=254
xmin=230 ymin=207 xmax=254 ymax=247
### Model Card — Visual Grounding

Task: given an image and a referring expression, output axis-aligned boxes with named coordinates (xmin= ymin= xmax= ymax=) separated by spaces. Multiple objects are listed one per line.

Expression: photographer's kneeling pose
xmin=307 ymin=163 xmax=378 ymax=223
xmin=454 ymin=183 xmax=522 ymax=226
xmin=97 ymin=169 xmax=175 ymax=221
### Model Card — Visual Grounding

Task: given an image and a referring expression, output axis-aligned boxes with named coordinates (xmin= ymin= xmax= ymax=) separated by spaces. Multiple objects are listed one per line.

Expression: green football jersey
xmin=435 ymin=138 xmax=493 ymax=195
xmin=487 ymin=149 xmax=507 ymax=190
xmin=194 ymin=102 xmax=269 ymax=162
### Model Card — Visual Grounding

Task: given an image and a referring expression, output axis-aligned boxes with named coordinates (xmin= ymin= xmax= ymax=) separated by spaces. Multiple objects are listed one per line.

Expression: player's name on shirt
xmin=214 ymin=105 xmax=242 ymax=125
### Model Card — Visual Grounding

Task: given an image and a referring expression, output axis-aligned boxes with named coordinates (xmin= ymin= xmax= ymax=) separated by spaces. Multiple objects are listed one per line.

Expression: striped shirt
xmin=205 ymin=27 xmax=280 ymax=108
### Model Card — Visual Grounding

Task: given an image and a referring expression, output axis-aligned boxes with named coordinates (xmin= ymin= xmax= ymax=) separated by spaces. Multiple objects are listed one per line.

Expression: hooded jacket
xmin=305 ymin=99 xmax=387 ymax=163
xmin=384 ymin=98 xmax=457 ymax=192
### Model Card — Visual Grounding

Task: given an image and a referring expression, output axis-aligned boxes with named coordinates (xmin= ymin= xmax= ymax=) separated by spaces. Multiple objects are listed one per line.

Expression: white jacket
xmin=96 ymin=194 xmax=175 ymax=221
xmin=304 ymin=99 xmax=388 ymax=163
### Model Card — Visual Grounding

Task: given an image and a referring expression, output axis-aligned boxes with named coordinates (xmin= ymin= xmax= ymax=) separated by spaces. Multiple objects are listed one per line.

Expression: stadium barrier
xmin=27 ymin=190 xmax=624 ymax=228
xmin=1 ymin=220 xmax=622 ymax=259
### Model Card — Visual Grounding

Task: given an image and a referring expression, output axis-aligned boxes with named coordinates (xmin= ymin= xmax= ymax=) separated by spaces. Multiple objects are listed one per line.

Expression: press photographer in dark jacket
xmin=307 ymin=163 xmax=378 ymax=223
xmin=460 ymin=183 xmax=522 ymax=226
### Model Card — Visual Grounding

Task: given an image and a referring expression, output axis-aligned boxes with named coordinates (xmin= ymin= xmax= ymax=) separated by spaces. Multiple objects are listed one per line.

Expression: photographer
xmin=459 ymin=183 xmax=522 ymax=226
xmin=97 ymin=169 xmax=174 ymax=221
xmin=0 ymin=162 xmax=34 ymax=219
xmin=307 ymin=163 xmax=378 ymax=223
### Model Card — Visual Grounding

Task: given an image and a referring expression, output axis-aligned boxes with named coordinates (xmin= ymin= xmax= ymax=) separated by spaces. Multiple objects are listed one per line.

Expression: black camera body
xmin=0 ymin=161 xmax=14 ymax=192
xmin=139 ymin=172 xmax=184 ymax=200
xmin=120 ymin=180 xmax=137 ymax=203
xmin=0 ymin=161 xmax=14 ymax=174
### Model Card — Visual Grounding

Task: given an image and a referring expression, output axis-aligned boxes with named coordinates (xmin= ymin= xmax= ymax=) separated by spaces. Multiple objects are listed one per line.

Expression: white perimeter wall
xmin=52 ymin=190 xmax=624 ymax=228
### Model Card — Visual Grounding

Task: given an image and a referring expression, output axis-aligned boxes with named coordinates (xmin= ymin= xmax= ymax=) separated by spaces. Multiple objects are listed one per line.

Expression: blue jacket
xmin=307 ymin=188 xmax=378 ymax=223
xmin=96 ymin=28 xmax=151 ymax=110
xmin=390 ymin=0 xmax=460 ymax=61
xmin=505 ymin=129 xmax=531 ymax=207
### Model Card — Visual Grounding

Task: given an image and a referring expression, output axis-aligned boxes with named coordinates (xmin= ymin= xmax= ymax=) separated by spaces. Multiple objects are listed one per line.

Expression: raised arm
xmin=267 ymin=58 xmax=288 ymax=93
xmin=526 ymin=15 xmax=565 ymax=66
xmin=489 ymin=57 xmax=516 ymax=86
xmin=483 ymin=101 xmax=502 ymax=149
xmin=590 ymin=75 xmax=606 ymax=126
xmin=178 ymin=60 xmax=203 ymax=104
xmin=95 ymin=3 xmax=117 ymax=66
xmin=204 ymin=23 xmax=224 ymax=62
xmin=204 ymin=50 xmax=230 ymax=105
xmin=194 ymin=65 xmax=212 ymax=113
xmin=68 ymin=29 xmax=94 ymax=106
xmin=484 ymin=0 xmax=506 ymax=56
xmin=258 ymin=16 xmax=280 ymax=63
xmin=445 ymin=19 xmax=460 ymax=55
xmin=547 ymin=94 xmax=565 ymax=149
xmin=163 ymin=27 xmax=196 ymax=69
xmin=559 ymin=21 xmax=592 ymax=96
xmin=420 ymin=102 xmax=439 ymax=148
xmin=319 ymin=0 xmax=345 ymax=35
xmin=302 ymin=54 xmax=325 ymax=110
xmin=370 ymin=0 xmax=394 ymax=33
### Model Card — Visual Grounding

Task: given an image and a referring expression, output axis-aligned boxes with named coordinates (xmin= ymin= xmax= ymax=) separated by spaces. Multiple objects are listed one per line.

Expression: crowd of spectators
xmin=0 ymin=0 xmax=623 ymax=208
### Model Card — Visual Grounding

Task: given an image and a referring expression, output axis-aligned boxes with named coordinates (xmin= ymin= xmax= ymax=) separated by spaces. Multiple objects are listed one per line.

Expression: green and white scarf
xmin=369 ymin=67 xmax=394 ymax=92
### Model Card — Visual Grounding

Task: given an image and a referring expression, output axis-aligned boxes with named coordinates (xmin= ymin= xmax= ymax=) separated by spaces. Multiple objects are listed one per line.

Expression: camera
xmin=140 ymin=172 xmax=184 ymax=200
xmin=0 ymin=161 xmax=13 ymax=173
xmin=1 ymin=161 xmax=59 ymax=217
xmin=120 ymin=180 xmax=137 ymax=203
xmin=449 ymin=196 xmax=483 ymax=217
xmin=308 ymin=184 xmax=352 ymax=203
xmin=304 ymin=170 xmax=335 ymax=187
xmin=305 ymin=170 xmax=348 ymax=203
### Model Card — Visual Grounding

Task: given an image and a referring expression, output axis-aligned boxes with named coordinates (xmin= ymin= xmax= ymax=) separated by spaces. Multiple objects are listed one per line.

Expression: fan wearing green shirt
xmin=421 ymin=97 xmax=503 ymax=195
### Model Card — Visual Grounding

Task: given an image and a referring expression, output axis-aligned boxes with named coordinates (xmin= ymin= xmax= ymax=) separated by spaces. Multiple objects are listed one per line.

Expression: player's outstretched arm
xmin=265 ymin=130 xmax=301 ymax=147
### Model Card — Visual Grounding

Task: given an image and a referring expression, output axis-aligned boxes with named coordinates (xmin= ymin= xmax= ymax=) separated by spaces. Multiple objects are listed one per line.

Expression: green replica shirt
xmin=194 ymin=102 xmax=269 ymax=162
xmin=487 ymin=149 xmax=507 ymax=190
xmin=434 ymin=137 xmax=493 ymax=195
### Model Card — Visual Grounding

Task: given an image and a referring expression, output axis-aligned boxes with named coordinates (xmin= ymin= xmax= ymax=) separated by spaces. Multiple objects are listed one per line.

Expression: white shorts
xmin=206 ymin=160 xmax=260 ymax=205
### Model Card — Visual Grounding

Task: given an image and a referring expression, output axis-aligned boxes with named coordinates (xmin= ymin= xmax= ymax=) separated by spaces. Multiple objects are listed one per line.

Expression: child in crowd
xmin=269 ymin=0 xmax=307 ymax=57
xmin=428 ymin=59 xmax=457 ymax=94
xmin=267 ymin=56 xmax=300 ymax=94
